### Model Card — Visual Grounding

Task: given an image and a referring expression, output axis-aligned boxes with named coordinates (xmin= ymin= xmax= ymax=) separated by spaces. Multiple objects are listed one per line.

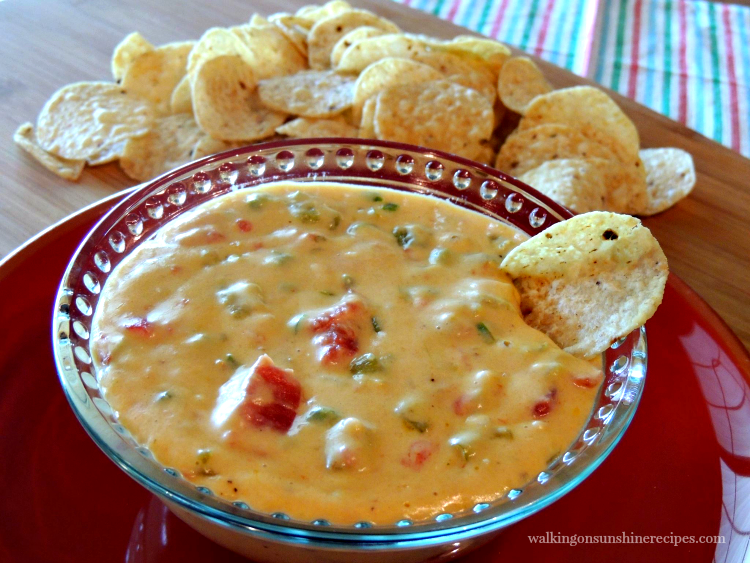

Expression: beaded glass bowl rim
xmin=52 ymin=138 xmax=646 ymax=545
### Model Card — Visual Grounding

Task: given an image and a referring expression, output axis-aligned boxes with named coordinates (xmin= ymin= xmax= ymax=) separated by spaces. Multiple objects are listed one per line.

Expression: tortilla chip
xmin=191 ymin=136 xmax=245 ymax=160
xmin=36 ymin=81 xmax=154 ymax=160
xmin=170 ymin=74 xmax=192 ymax=114
xmin=638 ymin=148 xmax=696 ymax=215
xmin=13 ymin=122 xmax=85 ymax=180
xmin=87 ymin=142 xmax=125 ymax=166
xmin=187 ymin=27 xmax=249 ymax=79
xmin=121 ymin=41 xmax=194 ymax=115
xmin=519 ymin=158 xmax=608 ymax=213
xmin=120 ymin=114 xmax=204 ymax=181
xmin=336 ymin=34 xmax=429 ymax=73
xmin=330 ymin=26 xmax=387 ymax=68
xmin=307 ymin=9 xmax=399 ymax=69
xmin=520 ymin=86 xmax=640 ymax=165
xmin=192 ymin=55 xmax=286 ymax=142
xmin=276 ymin=116 xmax=358 ymax=138
xmin=498 ymin=57 xmax=552 ymax=114
xmin=358 ymin=97 xmax=376 ymax=139
xmin=296 ymin=1 xmax=352 ymax=22
xmin=433 ymin=35 xmax=510 ymax=77
xmin=111 ymin=32 xmax=155 ymax=83
xmin=501 ymin=211 xmax=668 ymax=358
xmin=258 ymin=70 xmax=355 ymax=118
xmin=495 ymin=123 xmax=619 ymax=176
xmin=373 ymin=80 xmax=493 ymax=160
xmin=525 ymin=156 xmax=647 ymax=215
xmin=268 ymin=13 xmax=313 ymax=58
xmin=352 ymin=58 xmax=442 ymax=121
xmin=414 ymin=51 xmax=497 ymax=103
xmin=230 ymin=24 xmax=307 ymax=80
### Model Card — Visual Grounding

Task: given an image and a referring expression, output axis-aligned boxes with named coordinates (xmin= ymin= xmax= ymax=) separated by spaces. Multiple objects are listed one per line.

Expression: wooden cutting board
xmin=0 ymin=0 xmax=748 ymax=350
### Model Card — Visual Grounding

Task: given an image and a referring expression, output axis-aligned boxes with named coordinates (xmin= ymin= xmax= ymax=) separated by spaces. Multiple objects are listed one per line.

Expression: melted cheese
xmin=92 ymin=181 xmax=602 ymax=524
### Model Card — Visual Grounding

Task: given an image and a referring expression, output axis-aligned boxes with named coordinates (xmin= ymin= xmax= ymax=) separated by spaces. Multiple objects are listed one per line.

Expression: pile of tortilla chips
xmin=14 ymin=0 xmax=695 ymax=215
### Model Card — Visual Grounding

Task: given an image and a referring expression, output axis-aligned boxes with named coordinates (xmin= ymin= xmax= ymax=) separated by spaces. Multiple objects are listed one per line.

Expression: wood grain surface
xmin=1 ymin=0 xmax=748 ymax=350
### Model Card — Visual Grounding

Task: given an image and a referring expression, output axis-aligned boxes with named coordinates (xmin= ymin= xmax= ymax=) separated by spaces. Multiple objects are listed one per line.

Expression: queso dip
xmin=91 ymin=181 xmax=602 ymax=524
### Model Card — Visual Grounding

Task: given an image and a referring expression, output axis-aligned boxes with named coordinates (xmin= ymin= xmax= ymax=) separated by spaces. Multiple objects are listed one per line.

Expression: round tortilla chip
xmin=415 ymin=51 xmax=497 ymax=102
xmin=111 ymin=32 xmax=155 ymax=83
xmin=13 ymin=122 xmax=85 ymax=181
xmin=498 ymin=56 xmax=552 ymax=114
xmin=638 ymin=148 xmax=696 ymax=215
xmin=191 ymin=137 xmax=245 ymax=160
xmin=307 ymin=9 xmax=399 ymax=70
xmin=500 ymin=211 xmax=668 ymax=358
xmin=336 ymin=34 xmax=429 ymax=73
xmin=276 ymin=116 xmax=358 ymax=138
xmin=330 ymin=26 xmax=387 ymax=68
xmin=358 ymin=96 xmax=377 ymax=139
xmin=257 ymin=70 xmax=355 ymax=118
xmin=187 ymin=27 xmax=249 ymax=79
xmin=519 ymin=158 xmax=608 ymax=213
xmin=373 ymin=80 xmax=493 ymax=160
xmin=352 ymin=58 xmax=442 ymax=122
xmin=170 ymin=74 xmax=192 ymax=114
xmin=121 ymin=41 xmax=194 ymax=116
xmin=192 ymin=55 xmax=286 ymax=142
xmin=520 ymin=86 xmax=640 ymax=165
xmin=268 ymin=13 xmax=313 ymax=58
xmin=495 ymin=123 xmax=619 ymax=176
xmin=120 ymin=114 xmax=204 ymax=181
xmin=36 ymin=81 xmax=154 ymax=160
xmin=433 ymin=35 xmax=510 ymax=77
xmin=524 ymin=157 xmax=646 ymax=215
xmin=230 ymin=24 xmax=307 ymax=80
xmin=296 ymin=1 xmax=352 ymax=22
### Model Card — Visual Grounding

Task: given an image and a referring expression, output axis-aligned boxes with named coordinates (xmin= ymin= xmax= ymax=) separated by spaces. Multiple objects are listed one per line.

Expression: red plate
xmin=1 ymin=195 xmax=749 ymax=563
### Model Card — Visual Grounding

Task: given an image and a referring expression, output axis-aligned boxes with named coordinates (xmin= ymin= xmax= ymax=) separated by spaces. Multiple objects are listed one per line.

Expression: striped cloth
xmin=395 ymin=0 xmax=750 ymax=158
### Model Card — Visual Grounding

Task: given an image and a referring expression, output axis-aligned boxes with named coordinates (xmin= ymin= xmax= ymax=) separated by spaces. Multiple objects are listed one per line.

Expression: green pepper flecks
xmin=476 ymin=322 xmax=495 ymax=343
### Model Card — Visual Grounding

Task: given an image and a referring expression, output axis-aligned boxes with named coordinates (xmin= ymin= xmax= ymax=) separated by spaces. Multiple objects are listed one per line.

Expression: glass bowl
xmin=52 ymin=139 xmax=647 ymax=563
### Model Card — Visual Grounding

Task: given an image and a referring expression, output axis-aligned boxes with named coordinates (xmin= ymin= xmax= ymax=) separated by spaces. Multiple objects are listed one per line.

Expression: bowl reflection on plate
xmin=52 ymin=139 xmax=647 ymax=563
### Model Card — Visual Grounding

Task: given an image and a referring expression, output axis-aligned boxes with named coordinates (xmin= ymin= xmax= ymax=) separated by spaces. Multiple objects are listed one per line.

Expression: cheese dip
xmin=91 ymin=181 xmax=602 ymax=524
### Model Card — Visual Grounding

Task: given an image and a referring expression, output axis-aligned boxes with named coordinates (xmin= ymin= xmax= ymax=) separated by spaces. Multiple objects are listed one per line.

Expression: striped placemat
xmin=395 ymin=0 xmax=750 ymax=158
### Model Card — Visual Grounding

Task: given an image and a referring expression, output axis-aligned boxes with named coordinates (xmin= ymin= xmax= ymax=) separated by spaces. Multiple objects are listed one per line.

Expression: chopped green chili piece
xmin=265 ymin=251 xmax=293 ymax=265
xmin=306 ymin=407 xmax=341 ymax=424
xmin=371 ymin=316 xmax=382 ymax=333
xmin=200 ymin=249 xmax=221 ymax=266
xmin=393 ymin=227 xmax=413 ymax=248
xmin=330 ymin=215 xmax=341 ymax=230
xmin=247 ymin=193 xmax=268 ymax=209
xmin=320 ymin=290 xmax=335 ymax=296
xmin=228 ymin=305 xmax=250 ymax=319
xmin=371 ymin=194 xmax=383 ymax=202
xmin=493 ymin=427 xmax=514 ymax=440
xmin=289 ymin=313 xmax=306 ymax=334
xmin=342 ymin=274 xmax=355 ymax=289
xmin=349 ymin=353 xmax=382 ymax=374
xmin=197 ymin=449 xmax=212 ymax=464
xmin=403 ymin=418 xmax=429 ymax=433
xmin=155 ymin=390 xmax=173 ymax=402
xmin=476 ymin=322 xmax=495 ymax=343
xmin=290 ymin=201 xmax=320 ymax=223
xmin=225 ymin=354 xmax=239 ymax=367
xmin=428 ymin=248 xmax=454 ymax=266
xmin=453 ymin=443 xmax=474 ymax=462
xmin=382 ymin=202 xmax=399 ymax=212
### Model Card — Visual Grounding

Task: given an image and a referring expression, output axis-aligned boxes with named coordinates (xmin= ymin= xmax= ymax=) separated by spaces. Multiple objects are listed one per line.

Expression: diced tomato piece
xmin=240 ymin=357 xmax=302 ymax=433
xmin=123 ymin=317 xmax=153 ymax=337
xmin=310 ymin=299 xmax=365 ymax=366
xmin=532 ymin=388 xmax=558 ymax=418
xmin=572 ymin=376 xmax=599 ymax=389
xmin=453 ymin=395 xmax=470 ymax=416
xmin=236 ymin=219 xmax=252 ymax=232
xmin=401 ymin=440 xmax=437 ymax=469
xmin=205 ymin=229 xmax=226 ymax=243
xmin=243 ymin=402 xmax=298 ymax=433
